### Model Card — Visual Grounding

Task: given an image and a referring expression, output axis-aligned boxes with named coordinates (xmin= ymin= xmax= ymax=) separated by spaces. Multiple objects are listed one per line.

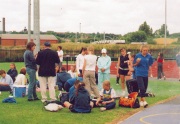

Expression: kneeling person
xmin=96 ymin=80 xmax=116 ymax=112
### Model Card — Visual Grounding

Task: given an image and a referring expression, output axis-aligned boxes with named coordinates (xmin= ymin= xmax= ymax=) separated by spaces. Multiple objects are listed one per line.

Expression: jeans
xmin=26 ymin=68 xmax=37 ymax=99
xmin=136 ymin=76 xmax=148 ymax=98
xmin=105 ymin=102 xmax=116 ymax=110
xmin=157 ymin=63 xmax=164 ymax=79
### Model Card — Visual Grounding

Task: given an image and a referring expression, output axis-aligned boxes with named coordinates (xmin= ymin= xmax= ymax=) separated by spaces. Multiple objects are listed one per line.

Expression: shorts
xmin=119 ymin=69 xmax=129 ymax=76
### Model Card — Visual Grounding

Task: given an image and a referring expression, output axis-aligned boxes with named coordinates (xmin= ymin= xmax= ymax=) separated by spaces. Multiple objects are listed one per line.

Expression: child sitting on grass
xmin=14 ymin=67 xmax=27 ymax=85
xmin=96 ymin=80 xmax=116 ymax=112
xmin=64 ymin=82 xmax=94 ymax=113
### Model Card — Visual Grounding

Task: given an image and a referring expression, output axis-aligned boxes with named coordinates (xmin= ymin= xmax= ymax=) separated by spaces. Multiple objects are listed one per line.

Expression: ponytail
xmin=76 ymin=82 xmax=85 ymax=96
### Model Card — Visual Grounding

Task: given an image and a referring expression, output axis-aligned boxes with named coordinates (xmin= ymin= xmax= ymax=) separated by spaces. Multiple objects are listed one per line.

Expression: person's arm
xmin=82 ymin=58 xmax=86 ymax=75
xmin=133 ymin=55 xmax=141 ymax=67
xmin=117 ymin=57 xmax=120 ymax=76
xmin=9 ymin=69 xmax=18 ymax=78
xmin=76 ymin=56 xmax=80 ymax=74
xmin=103 ymin=57 xmax=112 ymax=70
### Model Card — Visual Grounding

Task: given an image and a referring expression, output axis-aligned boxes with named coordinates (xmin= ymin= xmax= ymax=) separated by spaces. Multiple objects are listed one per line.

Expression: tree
xmin=139 ymin=21 xmax=153 ymax=37
xmin=124 ymin=31 xmax=147 ymax=43
xmin=159 ymin=24 xmax=169 ymax=36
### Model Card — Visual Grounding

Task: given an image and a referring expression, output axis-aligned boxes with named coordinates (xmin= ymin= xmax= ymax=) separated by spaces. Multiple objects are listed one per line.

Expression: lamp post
xmin=79 ymin=23 xmax=81 ymax=43
xmin=164 ymin=0 xmax=167 ymax=46
xmin=28 ymin=0 xmax=31 ymax=43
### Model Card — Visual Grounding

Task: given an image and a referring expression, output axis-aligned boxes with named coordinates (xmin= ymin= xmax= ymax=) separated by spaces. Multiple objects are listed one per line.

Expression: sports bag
xmin=119 ymin=92 xmax=139 ymax=108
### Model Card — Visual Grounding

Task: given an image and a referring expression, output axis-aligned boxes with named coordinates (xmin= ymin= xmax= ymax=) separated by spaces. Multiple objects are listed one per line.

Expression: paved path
xmin=119 ymin=95 xmax=180 ymax=124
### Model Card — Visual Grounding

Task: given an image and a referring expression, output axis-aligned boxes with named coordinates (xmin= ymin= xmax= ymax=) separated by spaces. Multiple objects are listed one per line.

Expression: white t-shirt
xmin=14 ymin=74 xmax=27 ymax=85
xmin=68 ymin=70 xmax=76 ymax=78
xmin=57 ymin=50 xmax=63 ymax=62
xmin=76 ymin=54 xmax=86 ymax=74
xmin=100 ymin=88 xmax=116 ymax=98
xmin=84 ymin=54 xmax=97 ymax=71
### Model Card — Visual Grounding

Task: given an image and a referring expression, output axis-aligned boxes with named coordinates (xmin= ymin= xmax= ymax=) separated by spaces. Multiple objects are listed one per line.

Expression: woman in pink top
xmin=157 ymin=52 xmax=166 ymax=80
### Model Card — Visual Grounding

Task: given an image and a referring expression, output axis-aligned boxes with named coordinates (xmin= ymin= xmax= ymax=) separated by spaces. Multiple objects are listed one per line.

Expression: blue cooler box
xmin=13 ymin=85 xmax=26 ymax=97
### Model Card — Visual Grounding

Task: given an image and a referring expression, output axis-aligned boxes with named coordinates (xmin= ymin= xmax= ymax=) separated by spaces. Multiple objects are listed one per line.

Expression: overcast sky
xmin=0 ymin=0 xmax=179 ymax=35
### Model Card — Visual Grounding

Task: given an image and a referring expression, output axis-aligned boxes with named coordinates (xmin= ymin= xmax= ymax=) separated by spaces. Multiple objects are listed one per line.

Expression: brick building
xmin=0 ymin=34 xmax=58 ymax=46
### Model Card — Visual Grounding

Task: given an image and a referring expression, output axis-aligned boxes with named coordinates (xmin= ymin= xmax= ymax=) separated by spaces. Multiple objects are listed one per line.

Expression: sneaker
xmin=140 ymin=101 xmax=144 ymax=107
xmin=100 ymin=107 xmax=106 ymax=112
xmin=34 ymin=97 xmax=40 ymax=100
xmin=58 ymin=91 xmax=62 ymax=99
xmin=121 ymin=91 xmax=126 ymax=97
xmin=143 ymin=101 xmax=148 ymax=108
xmin=164 ymin=76 xmax=166 ymax=80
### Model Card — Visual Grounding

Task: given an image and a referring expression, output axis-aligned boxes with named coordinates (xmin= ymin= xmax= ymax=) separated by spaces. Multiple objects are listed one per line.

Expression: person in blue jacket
xmin=133 ymin=45 xmax=153 ymax=108
xmin=64 ymin=77 xmax=83 ymax=92
xmin=64 ymin=82 xmax=94 ymax=113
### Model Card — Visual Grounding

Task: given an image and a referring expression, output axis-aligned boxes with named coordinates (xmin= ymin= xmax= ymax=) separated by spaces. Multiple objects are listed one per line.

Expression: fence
xmin=0 ymin=48 xmax=179 ymax=62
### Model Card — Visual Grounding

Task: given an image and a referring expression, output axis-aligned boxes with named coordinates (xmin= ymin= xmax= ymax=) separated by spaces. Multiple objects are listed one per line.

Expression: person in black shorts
xmin=117 ymin=48 xmax=131 ymax=96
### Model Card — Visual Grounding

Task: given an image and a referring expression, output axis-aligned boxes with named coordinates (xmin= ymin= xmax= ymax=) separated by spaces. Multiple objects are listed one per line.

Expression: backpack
xmin=119 ymin=92 xmax=140 ymax=108
xmin=44 ymin=103 xmax=63 ymax=112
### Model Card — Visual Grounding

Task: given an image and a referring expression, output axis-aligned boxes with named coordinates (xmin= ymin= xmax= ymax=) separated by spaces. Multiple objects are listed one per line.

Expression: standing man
xmin=36 ymin=41 xmax=60 ymax=102
xmin=57 ymin=46 xmax=63 ymax=68
xmin=97 ymin=48 xmax=111 ymax=90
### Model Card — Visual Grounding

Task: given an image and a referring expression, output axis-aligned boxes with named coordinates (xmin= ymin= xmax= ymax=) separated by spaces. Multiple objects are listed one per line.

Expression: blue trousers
xmin=136 ymin=76 xmax=148 ymax=98
xmin=26 ymin=68 xmax=38 ymax=99
xmin=98 ymin=73 xmax=110 ymax=90
xmin=105 ymin=102 xmax=116 ymax=110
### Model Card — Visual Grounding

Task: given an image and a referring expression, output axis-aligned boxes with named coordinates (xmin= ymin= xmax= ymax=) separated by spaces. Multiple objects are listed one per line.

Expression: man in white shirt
xmin=57 ymin=46 xmax=63 ymax=68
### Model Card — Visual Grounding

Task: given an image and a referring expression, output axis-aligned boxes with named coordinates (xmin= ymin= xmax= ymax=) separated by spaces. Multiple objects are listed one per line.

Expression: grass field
xmin=0 ymin=62 xmax=180 ymax=124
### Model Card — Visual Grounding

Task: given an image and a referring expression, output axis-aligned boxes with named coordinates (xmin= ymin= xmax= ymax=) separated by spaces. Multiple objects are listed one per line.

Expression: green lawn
xmin=0 ymin=62 xmax=180 ymax=124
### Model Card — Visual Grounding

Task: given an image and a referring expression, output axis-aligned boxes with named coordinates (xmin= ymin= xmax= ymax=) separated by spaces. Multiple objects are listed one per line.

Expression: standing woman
xmin=57 ymin=46 xmax=63 ymax=68
xmin=24 ymin=42 xmax=39 ymax=101
xmin=117 ymin=48 xmax=131 ymax=96
xmin=7 ymin=63 xmax=18 ymax=82
xmin=133 ymin=45 xmax=153 ymax=107
xmin=157 ymin=52 xmax=166 ymax=80
xmin=76 ymin=47 xmax=87 ymax=77
xmin=176 ymin=51 xmax=180 ymax=81
xmin=82 ymin=46 xmax=100 ymax=98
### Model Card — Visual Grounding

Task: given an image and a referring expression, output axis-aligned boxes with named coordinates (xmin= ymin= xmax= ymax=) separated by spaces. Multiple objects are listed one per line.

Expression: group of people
xmin=1 ymin=41 xmax=180 ymax=113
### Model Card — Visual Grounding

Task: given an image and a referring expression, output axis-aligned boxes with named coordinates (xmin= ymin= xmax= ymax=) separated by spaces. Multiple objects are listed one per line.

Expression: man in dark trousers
xmin=36 ymin=41 xmax=60 ymax=102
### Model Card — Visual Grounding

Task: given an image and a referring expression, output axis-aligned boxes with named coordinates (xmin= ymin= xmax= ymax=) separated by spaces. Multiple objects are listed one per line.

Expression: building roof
xmin=0 ymin=34 xmax=58 ymax=40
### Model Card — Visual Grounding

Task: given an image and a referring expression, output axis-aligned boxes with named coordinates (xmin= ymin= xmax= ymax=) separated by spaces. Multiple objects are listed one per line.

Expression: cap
xmin=101 ymin=48 xmax=107 ymax=53
xmin=44 ymin=41 xmax=51 ymax=47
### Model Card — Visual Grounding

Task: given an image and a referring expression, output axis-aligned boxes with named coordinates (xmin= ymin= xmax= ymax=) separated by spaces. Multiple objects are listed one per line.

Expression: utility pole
xmin=164 ymin=0 xmax=167 ymax=46
xmin=34 ymin=0 xmax=40 ymax=54
xmin=79 ymin=23 xmax=81 ymax=43
xmin=28 ymin=0 xmax=31 ymax=43
xmin=104 ymin=32 xmax=105 ymax=41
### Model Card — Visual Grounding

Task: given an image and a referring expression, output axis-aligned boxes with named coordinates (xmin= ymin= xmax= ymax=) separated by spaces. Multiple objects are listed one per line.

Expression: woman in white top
xmin=68 ymin=65 xmax=77 ymax=78
xmin=14 ymin=68 xmax=27 ymax=85
xmin=82 ymin=46 xmax=100 ymax=98
xmin=57 ymin=46 xmax=63 ymax=68
xmin=76 ymin=47 xmax=87 ymax=77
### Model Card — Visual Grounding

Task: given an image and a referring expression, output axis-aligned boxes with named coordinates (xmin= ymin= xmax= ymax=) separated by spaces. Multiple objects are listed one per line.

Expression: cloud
xmin=0 ymin=0 xmax=179 ymax=34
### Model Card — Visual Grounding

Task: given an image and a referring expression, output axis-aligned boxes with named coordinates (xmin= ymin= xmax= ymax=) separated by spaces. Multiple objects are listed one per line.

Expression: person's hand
xmin=101 ymin=68 xmax=105 ymax=72
xmin=102 ymin=101 xmax=107 ymax=105
xmin=136 ymin=58 xmax=141 ymax=62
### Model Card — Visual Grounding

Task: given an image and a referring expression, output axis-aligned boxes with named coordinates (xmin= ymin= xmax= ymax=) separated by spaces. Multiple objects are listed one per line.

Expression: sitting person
xmin=7 ymin=63 xmax=18 ymax=82
xmin=14 ymin=67 xmax=27 ymax=85
xmin=64 ymin=82 xmax=94 ymax=113
xmin=0 ymin=70 xmax=13 ymax=92
xmin=56 ymin=67 xmax=72 ymax=94
xmin=68 ymin=65 xmax=77 ymax=78
xmin=96 ymin=80 xmax=116 ymax=112
xmin=64 ymin=77 xmax=83 ymax=92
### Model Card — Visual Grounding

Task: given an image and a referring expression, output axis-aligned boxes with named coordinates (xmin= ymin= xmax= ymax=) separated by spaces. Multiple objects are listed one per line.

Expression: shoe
xmin=28 ymin=99 xmax=34 ymax=101
xmin=121 ymin=91 xmax=126 ymax=97
xmin=164 ymin=76 xmax=166 ymax=80
xmin=143 ymin=101 xmax=148 ymax=108
xmin=116 ymin=83 xmax=119 ymax=85
xmin=140 ymin=101 xmax=144 ymax=107
xmin=100 ymin=107 xmax=106 ymax=112
xmin=58 ymin=91 xmax=62 ymax=99
xmin=34 ymin=97 xmax=40 ymax=100
xmin=148 ymin=93 xmax=155 ymax=97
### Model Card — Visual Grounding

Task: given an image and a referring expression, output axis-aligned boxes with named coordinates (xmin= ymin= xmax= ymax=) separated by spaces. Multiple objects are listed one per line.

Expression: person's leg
xmin=30 ymin=69 xmax=38 ymax=99
xmin=38 ymin=76 xmax=48 ymax=102
xmin=26 ymin=68 xmax=36 ymax=100
xmin=64 ymin=101 xmax=72 ymax=108
xmin=0 ymin=85 xmax=11 ymax=91
xmin=105 ymin=102 xmax=116 ymax=110
xmin=64 ymin=82 xmax=71 ymax=92
xmin=47 ymin=76 xmax=57 ymax=101
xmin=98 ymin=72 xmax=103 ymax=91
xmin=143 ymin=77 xmax=148 ymax=93
xmin=89 ymin=71 xmax=100 ymax=98
xmin=83 ymin=71 xmax=91 ymax=95
xmin=157 ymin=64 xmax=161 ymax=79
xmin=116 ymin=76 xmax=120 ymax=84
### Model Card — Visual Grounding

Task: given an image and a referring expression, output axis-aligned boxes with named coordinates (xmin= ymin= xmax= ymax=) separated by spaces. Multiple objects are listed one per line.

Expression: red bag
xmin=119 ymin=92 xmax=139 ymax=108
